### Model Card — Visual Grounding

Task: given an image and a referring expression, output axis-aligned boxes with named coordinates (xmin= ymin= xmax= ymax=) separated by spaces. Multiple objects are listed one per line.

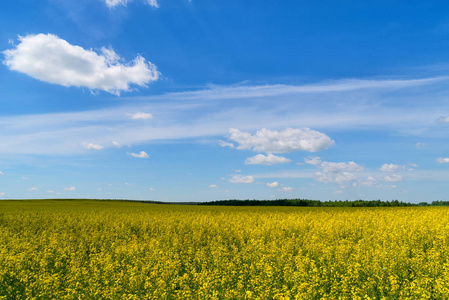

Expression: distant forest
xmin=199 ymin=199 xmax=449 ymax=207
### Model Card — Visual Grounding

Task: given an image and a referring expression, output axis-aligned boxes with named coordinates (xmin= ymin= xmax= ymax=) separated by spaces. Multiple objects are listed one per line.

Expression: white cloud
xmin=21 ymin=177 xmax=28 ymax=180
xmin=306 ymin=158 xmax=364 ymax=186
xmin=360 ymin=176 xmax=377 ymax=186
xmin=0 ymin=171 xmax=3 ymax=175
xmin=209 ymin=184 xmax=218 ymax=188
xmin=266 ymin=181 xmax=279 ymax=188
xmin=64 ymin=186 xmax=76 ymax=191
xmin=278 ymin=187 xmax=293 ymax=192
xmin=3 ymin=76 xmax=449 ymax=156
xmin=112 ymin=141 xmax=122 ymax=148
xmin=149 ymin=187 xmax=155 ymax=191
xmin=3 ymin=34 xmax=159 ymax=95
xmin=47 ymin=191 xmax=55 ymax=193
xmin=0 ymin=192 xmax=5 ymax=196
xmin=380 ymin=163 xmax=404 ymax=172
xmin=147 ymin=0 xmax=159 ymax=8
xmin=304 ymin=156 xmax=322 ymax=166
xmin=384 ymin=174 xmax=403 ymax=182
xmin=245 ymin=154 xmax=291 ymax=165
xmin=227 ymin=127 xmax=334 ymax=153
xmin=126 ymin=112 xmax=153 ymax=120
xmin=104 ymin=0 xmax=159 ymax=8
xmin=229 ymin=175 xmax=254 ymax=184
xmin=82 ymin=142 xmax=103 ymax=150
xmin=305 ymin=157 xmax=363 ymax=173
xmin=315 ymin=171 xmax=357 ymax=185
xmin=219 ymin=140 xmax=235 ymax=148
xmin=27 ymin=187 xmax=38 ymax=191
xmin=436 ymin=157 xmax=449 ymax=163
xmin=320 ymin=161 xmax=364 ymax=173
xmin=128 ymin=151 xmax=149 ymax=158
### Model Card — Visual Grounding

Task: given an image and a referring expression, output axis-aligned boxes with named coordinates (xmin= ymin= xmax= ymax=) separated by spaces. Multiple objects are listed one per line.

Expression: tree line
xmin=198 ymin=199 xmax=446 ymax=207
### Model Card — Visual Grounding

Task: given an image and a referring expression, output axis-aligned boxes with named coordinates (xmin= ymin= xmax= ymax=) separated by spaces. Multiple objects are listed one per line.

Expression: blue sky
xmin=2 ymin=0 xmax=449 ymax=202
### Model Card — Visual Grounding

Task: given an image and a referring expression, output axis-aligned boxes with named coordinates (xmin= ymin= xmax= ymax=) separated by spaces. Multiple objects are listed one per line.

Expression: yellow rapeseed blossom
xmin=0 ymin=200 xmax=448 ymax=299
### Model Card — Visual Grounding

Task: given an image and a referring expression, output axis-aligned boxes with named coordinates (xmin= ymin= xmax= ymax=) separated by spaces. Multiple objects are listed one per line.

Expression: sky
xmin=1 ymin=1 xmax=449 ymax=203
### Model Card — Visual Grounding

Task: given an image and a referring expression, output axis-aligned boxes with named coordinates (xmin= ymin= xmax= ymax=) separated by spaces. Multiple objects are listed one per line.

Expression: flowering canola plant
xmin=1 ymin=200 xmax=449 ymax=299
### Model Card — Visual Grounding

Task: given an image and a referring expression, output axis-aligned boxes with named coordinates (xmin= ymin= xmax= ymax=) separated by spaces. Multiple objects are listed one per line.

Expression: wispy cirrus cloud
xmin=126 ymin=112 xmax=153 ymax=120
xmin=3 ymin=34 xmax=159 ymax=95
xmin=104 ymin=0 xmax=159 ymax=8
xmin=245 ymin=154 xmax=291 ymax=165
xmin=2 ymin=75 xmax=449 ymax=157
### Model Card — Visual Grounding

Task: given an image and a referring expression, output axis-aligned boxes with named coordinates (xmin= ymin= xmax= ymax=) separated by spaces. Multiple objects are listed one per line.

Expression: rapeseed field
xmin=1 ymin=200 xmax=448 ymax=299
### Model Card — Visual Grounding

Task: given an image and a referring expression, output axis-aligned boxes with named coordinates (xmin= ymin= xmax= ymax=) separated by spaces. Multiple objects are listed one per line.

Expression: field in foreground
xmin=1 ymin=200 xmax=449 ymax=299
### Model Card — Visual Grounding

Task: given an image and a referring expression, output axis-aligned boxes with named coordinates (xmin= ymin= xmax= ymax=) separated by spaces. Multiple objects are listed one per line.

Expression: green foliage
xmin=200 ymin=199 xmax=415 ymax=207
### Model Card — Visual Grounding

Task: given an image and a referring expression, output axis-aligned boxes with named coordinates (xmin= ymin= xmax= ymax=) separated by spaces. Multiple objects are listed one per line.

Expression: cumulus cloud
xmin=305 ymin=157 xmax=364 ymax=186
xmin=380 ymin=163 xmax=404 ymax=172
xmin=126 ymin=112 xmax=153 ymax=120
xmin=82 ymin=142 xmax=103 ymax=150
xmin=305 ymin=157 xmax=363 ymax=173
xmin=3 ymin=34 xmax=159 ymax=95
xmin=320 ymin=161 xmax=364 ymax=173
xmin=64 ymin=186 xmax=76 ymax=191
xmin=104 ymin=0 xmax=159 ymax=8
xmin=229 ymin=175 xmax=254 ymax=184
xmin=245 ymin=154 xmax=291 ymax=165
xmin=360 ymin=176 xmax=377 ymax=186
xmin=384 ymin=174 xmax=403 ymax=182
xmin=436 ymin=157 xmax=449 ymax=163
xmin=304 ymin=156 xmax=322 ymax=166
xmin=0 ymin=171 xmax=3 ymax=175
xmin=209 ymin=184 xmax=218 ymax=188
xmin=0 ymin=192 xmax=5 ymax=196
xmin=27 ymin=187 xmax=38 ymax=191
xmin=315 ymin=171 xmax=357 ymax=185
xmin=128 ymin=151 xmax=149 ymax=158
xmin=226 ymin=127 xmax=334 ymax=153
xmin=266 ymin=181 xmax=279 ymax=188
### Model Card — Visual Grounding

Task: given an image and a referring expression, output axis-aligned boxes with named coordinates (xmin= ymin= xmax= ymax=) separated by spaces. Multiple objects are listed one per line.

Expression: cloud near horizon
xmin=3 ymin=34 xmax=159 ymax=95
xmin=225 ymin=127 xmax=335 ymax=154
